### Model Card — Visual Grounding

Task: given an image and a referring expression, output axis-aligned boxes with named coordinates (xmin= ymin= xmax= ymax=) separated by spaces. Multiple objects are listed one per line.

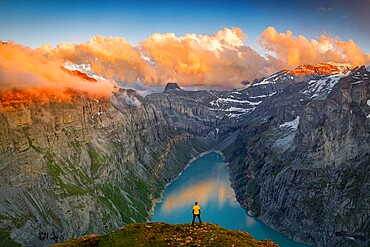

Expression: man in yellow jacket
xmin=192 ymin=202 xmax=202 ymax=225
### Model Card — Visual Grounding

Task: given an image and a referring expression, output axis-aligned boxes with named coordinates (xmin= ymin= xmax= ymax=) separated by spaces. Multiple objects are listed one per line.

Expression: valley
xmin=0 ymin=63 xmax=369 ymax=247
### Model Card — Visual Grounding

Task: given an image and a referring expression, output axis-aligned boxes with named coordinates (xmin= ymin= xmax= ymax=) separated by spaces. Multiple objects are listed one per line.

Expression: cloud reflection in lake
xmin=161 ymin=179 xmax=236 ymax=213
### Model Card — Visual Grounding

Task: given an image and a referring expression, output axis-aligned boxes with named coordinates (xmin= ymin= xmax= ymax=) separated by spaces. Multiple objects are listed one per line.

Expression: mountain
xmin=0 ymin=88 xmax=217 ymax=246
xmin=61 ymin=66 xmax=98 ymax=82
xmin=0 ymin=62 xmax=368 ymax=247
xmin=63 ymin=62 xmax=106 ymax=81
xmin=51 ymin=222 xmax=279 ymax=247
xmin=164 ymin=82 xmax=183 ymax=91
xmin=223 ymin=64 xmax=370 ymax=247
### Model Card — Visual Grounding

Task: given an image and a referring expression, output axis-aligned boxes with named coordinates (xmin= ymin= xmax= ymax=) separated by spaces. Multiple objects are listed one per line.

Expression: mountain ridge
xmin=0 ymin=62 xmax=368 ymax=247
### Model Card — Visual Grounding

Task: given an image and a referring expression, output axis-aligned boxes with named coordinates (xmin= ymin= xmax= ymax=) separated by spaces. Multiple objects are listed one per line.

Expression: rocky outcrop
xmin=164 ymin=82 xmax=183 ymax=92
xmin=52 ymin=222 xmax=279 ymax=247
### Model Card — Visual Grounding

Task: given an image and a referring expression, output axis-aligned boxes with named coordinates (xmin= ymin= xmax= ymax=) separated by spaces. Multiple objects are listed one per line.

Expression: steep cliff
xmin=0 ymin=63 xmax=369 ymax=247
xmin=0 ymin=88 xmax=217 ymax=246
xmin=225 ymin=65 xmax=370 ymax=247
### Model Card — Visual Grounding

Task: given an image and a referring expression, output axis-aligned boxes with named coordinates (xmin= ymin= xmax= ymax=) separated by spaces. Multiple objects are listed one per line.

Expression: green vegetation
xmin=87 ymin=145 xmax=108 ymax=176
xmin=272 ymin=167 xmax=285 ymax=177
xmin=51 ymin=222 xmax=279 ymax=247
xmin=0 ymin=229 xmax=21 ymax=247
xmin=22 ymin=127 xmax=42 ymax=153
xmin=45 ymin=153 xmax=87 ymax=197
xmin=246 ymin=181 xmax=260 ymax=196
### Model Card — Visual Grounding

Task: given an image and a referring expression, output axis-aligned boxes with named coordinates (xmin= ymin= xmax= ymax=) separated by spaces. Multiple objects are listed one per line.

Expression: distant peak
xmin=61 ymin=66 xmax=97 ymax=82
xmin=164 ymin=82 xmax=182 ymax=92
xmin=287 ymin=62 xmax=356 ymax=76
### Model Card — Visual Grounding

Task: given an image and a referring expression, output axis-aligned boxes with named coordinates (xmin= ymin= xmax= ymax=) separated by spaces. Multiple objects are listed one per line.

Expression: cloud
xmin=38 ymin=28 xmax=274 ymax=89
xmin=259 ymin=26 xmax=370 ymax=67
xmin=317 ymin=7 xmax=337 ymax=13
xmin=0 ymin=42 xmax=117 ymax=102
xmin=1 ymin=26 xmax=369 ymax=100
xmin=110 ymin=90 xmax=142 ymax=108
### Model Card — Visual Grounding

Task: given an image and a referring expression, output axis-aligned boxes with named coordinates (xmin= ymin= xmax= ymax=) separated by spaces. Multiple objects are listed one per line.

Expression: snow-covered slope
xmin=64 ymin=62 xmax=106 ymax=81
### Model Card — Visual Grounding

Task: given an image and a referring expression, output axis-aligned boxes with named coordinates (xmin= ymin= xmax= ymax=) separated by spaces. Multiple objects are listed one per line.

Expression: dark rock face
xmin=0 ymin=63 xmax=369 ymax=247
xmin=225 ymin=66 xmax=370 ymax=247
xmin=164 ymin=82 xmax=182 ymax=92
xmin=0 ymin=89 xmax=217 ymax=246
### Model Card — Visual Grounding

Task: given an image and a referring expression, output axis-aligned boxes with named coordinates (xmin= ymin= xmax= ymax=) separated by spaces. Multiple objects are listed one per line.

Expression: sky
xmin=0 ymin=0 xmax=370 ymax=94
xmin=1 ymin=0 xmax=369 ymax=51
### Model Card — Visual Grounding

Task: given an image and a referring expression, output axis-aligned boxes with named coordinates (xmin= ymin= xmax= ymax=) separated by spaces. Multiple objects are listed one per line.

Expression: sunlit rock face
xmin=0 ymin=63 xmax=369 ymax=247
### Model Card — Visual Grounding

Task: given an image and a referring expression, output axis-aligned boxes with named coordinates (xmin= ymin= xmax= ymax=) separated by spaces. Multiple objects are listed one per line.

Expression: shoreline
xmin=147 ymin=149 xmax=225 ymax=221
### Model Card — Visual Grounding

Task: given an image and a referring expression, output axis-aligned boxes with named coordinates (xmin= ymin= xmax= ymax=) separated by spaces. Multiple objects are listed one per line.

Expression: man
xmin=192 ymin=202 xmax=202 ymax=225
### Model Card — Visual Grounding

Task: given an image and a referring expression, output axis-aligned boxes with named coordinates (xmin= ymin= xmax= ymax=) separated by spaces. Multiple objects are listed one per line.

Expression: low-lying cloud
xmin=1 ymin=26 xmax=370 ymax=98
xmin=0 ymin=42 xmax=117 ymax=102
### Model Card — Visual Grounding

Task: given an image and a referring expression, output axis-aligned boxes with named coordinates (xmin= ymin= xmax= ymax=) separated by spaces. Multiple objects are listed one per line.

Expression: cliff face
xmin=0 ymin=88 xmax=217 ymax=246
xmin=225 ymin=66 xmax=370 ymax=247
xmin=1 ymin=63 xmax=369 ymax=247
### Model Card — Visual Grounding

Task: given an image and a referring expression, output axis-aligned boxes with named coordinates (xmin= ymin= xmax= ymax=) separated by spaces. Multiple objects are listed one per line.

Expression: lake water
xmin=152 ymin=152 xmax=312 ymax=247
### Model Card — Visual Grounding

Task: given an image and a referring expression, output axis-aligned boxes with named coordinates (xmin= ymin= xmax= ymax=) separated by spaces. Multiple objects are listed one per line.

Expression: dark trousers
xmin=192 ymin=214 xmax=202 ymax=225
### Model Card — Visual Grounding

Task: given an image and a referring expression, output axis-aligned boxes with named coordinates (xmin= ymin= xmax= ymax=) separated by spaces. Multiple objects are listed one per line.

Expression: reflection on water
xmin=162 ymin=180 xmax=235 ymax=213
xmin=152 ymin=152 xmax=312 ymax=247
xmin=161 ymin=171 xmax=235 ymax=213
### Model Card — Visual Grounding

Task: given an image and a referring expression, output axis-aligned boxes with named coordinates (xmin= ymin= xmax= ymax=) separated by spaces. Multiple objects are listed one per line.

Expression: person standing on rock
xmin=192 ymin=202 xmax=202 ymax=225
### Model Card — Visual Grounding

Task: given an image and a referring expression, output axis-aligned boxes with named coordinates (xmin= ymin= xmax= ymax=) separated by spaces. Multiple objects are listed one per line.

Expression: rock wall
xmin=0 ymin=89 xmax=216 ymax=246
xmin=225 ymin=67 xmax=370 ymax=247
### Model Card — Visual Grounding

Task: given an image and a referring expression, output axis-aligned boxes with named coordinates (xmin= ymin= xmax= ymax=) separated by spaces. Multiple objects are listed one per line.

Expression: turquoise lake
xmin=152 ymin=152 xmax=312 ymax=247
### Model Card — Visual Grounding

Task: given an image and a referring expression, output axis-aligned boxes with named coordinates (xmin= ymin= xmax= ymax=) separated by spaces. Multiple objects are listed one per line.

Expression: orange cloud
xmin=2 ymin=27 xmax=369 ymax=97
xmin=259 ymin=26 xmax=370 ymax=67
xmin=0 ymin=42 xmax=117 ymax=103
xmin=38 ymin=28 xmax=273 ymax=88
xmin=140 ymin=27 xmax=273 ymax=88
xmin=38 ymin=36 xmax=153 ymax=84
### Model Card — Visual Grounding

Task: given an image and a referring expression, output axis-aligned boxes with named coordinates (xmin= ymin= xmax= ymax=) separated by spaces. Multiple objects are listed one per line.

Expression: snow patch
xmin=249 ymin=92 xmax=276 ymax=99
xmin=301 ymin=74 xmax=345 ymax=99
xmin=367 ymin=99 xmax=370 ymax=107
xmin=140 ymin=54 xmax=156 ymax=66
xmin=210 ymin=97 xmax=261 ymax=107
xmin=226 ymin=112 xmax=246 ymax=118
xmin=64 ymin=62 xmax=106 ymax=81
xmin=251 ymin=71 xmax=286 ymax=86
xmin=279 ymin=116 xmax=300 ymax=130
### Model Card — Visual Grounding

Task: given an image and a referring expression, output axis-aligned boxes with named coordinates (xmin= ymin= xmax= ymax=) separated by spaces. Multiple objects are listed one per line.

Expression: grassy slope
xmin=52 ymin=222 xmax=279 ymax=247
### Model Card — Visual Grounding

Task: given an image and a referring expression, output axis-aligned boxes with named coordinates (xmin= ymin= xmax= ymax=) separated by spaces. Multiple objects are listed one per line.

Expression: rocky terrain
xmin=223 ymin=64 xmax=370 ymax=247
xmin=0 ymin=62 xmax=369 ymax=246
xmin=51 ymin=222 xmax=279 ymax=247
xmin=0 ymin=87 xmax=218 ymax=246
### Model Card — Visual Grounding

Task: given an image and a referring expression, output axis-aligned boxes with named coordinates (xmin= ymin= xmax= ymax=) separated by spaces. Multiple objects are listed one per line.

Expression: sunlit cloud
xmin=0 ymin=42 xmax=117 ymax=102
xmin=1 ymin=26 xmax=369 ymax=101
xmin=259 ymin=26 xmax=370 ymax=67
